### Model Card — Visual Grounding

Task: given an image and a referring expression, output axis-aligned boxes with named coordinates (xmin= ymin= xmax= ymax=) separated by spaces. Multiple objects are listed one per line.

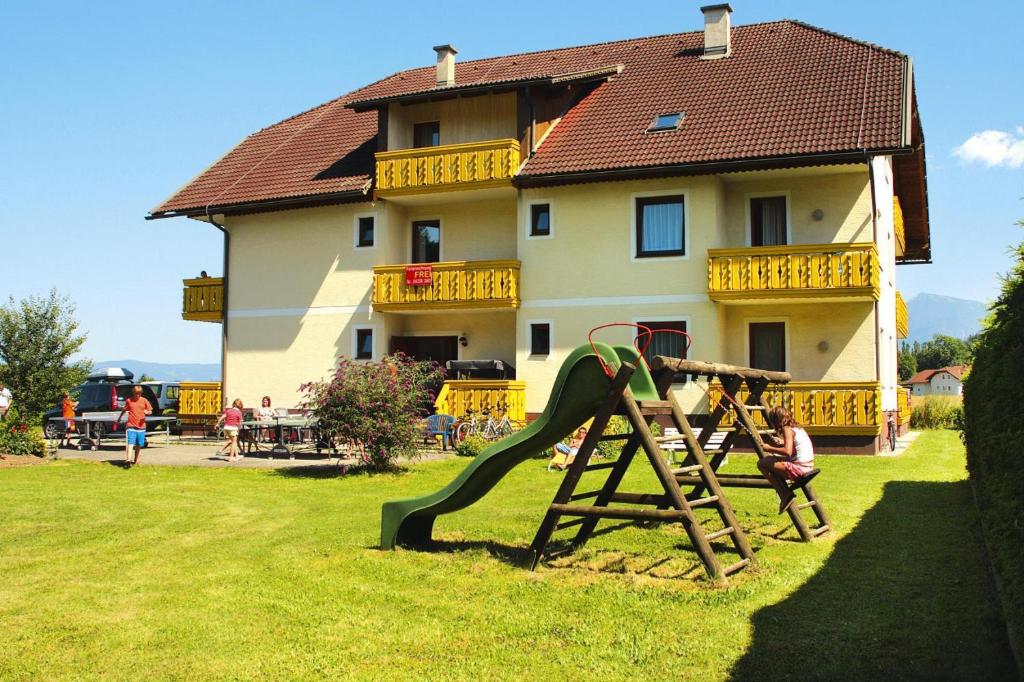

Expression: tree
xmin=139 ymin=373 xmax=156 ymax=382
xmin=897 ymin=342 xmax=917 ymax=381
xmin=0 ymin=290 xmax=91 ymax=418
xmin=915 ymin=334 xmax=972 ymax=370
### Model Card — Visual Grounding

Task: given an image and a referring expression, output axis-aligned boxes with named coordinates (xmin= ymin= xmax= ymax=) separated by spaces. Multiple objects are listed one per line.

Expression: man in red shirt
xmin=116 ymin=385 xmax=153 ymax=467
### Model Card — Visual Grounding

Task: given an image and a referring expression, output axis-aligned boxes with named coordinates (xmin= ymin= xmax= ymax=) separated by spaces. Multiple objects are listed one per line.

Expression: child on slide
xmin=757 ymin=406 xmax=814 ymax=514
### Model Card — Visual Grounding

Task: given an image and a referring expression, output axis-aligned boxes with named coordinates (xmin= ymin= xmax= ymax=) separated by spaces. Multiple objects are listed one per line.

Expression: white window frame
xmin=525 ymin=319 xmax=554 ymax=360
xmin=743 ymin=317 xmax=790 ymax=372
xmin=408 ymin=215 xmax=444 ymax=263
xmin=745 ymin=191 xmax=792 ymax=247
xmin=632 ymin=314 xmax=692 ymax=384
xmin=353 ymin=211 xmax=377 ymax=250
xmin=630 ymin=188 xmax=691 ymax=262
xmin=524 ymin=199 xmax=555 ymax=240
xmin=352 ymin=324 xmax=377 ymax=361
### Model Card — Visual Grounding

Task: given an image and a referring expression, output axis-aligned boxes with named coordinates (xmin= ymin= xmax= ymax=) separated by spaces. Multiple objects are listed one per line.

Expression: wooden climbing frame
xmin=529 ymin=361 xmax=755 ymax=582
xmin=650 ymin=356 xmax=832 ymax=542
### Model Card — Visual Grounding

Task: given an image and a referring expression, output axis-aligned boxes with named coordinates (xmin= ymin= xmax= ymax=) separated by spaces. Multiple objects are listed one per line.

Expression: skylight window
xmin=648 ymin=112 xmax=684 ymax=132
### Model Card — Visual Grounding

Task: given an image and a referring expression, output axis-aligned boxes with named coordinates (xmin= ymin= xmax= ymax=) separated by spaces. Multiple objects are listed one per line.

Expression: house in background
xmin=150 ymin=5 xmax=929 ymax=453
xmin=905 ymin=366 xmax=969 ymax=397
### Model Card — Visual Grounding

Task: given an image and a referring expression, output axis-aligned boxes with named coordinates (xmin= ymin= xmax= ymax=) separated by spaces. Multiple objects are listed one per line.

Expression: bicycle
xmin=453 ymin=405 xmax=520 ymax=443
xmin=887 ymin=414 xmax=897 ymax=452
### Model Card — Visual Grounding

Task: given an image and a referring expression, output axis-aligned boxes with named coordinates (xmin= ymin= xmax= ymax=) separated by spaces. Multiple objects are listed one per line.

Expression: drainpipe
xmin=207 ymin=207 xmax=229 ymax=410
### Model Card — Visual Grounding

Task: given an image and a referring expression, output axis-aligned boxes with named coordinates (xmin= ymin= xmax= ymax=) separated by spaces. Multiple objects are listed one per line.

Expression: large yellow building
xmin=152 ymin=7 xmax=930 ymax=453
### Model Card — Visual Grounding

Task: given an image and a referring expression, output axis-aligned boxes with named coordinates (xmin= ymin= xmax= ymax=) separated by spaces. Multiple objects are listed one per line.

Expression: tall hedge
xmin=962 ymin=232 xmax=1024 ymax=664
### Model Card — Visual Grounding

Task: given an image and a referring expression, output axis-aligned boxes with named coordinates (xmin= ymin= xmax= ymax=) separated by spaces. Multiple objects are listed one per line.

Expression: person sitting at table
xmin=256 ymin=395 xmax=274 ymax=441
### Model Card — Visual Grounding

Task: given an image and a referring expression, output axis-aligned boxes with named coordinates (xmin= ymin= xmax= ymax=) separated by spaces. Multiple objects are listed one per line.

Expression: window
xmin=647 ymin=112 xmax=684 ymax=132
xmin=355 ymin=328 xmax=373 ymax=360
xmin=413 ymin=121 xmax=440 ymax=148
xmin=749 ymin=322 xmax=786 ymax=372
xmin=530 ymin=323 xmax=551 ymax=356
xmin=166 ymin=385 xmax=179 ymax=401
xmin=636 ymin=195 xmax=685 ymax=257
xmin=636 ymin=320 xmax=688 ymax=367
xmin=411 ymin=221 xmax=440 ymax=263
xmin=356 ymin=216 xmax=375 ymax=248
xmin=530 ymin=203 xmax=551 ymax=237
xmin=750 ymin=196 xmax=787 ymax=246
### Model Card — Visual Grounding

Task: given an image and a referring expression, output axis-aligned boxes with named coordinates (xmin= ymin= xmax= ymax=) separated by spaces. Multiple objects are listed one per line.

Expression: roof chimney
xmin=700 ymin=4 xmax=733 ymax=59
xmin=433 ymin=44 xmax=458 ymax=87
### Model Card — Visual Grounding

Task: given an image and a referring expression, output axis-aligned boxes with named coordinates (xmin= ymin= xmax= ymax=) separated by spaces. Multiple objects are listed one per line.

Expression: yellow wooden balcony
xmin=182 ymin=277 xmax=224 ymax=322
xmin=897 ymin=386 xmax=911 ymax=426
xmin=372 ymin=259 xmax=520 ymax=312
xmin=707 ymin=243 xmax=880 ymax=303
xmin=434 ymin=380 xmax=526 ymax=422
xmin=707 ymin=381 xmax=883 ymax=435
xmin=178 ymin=381 xmax=222 ymax=429
xmin=893 ymin=196 xmax=906 ymax=256
xmin=375 ymin=139 xmax=520 ymax=196
xmin=896 ymin=290 xmax=909 ymax=339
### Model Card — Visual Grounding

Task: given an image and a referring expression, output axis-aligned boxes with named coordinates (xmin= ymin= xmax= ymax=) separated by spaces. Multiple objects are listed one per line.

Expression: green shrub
xmin=454 ymin=434 xmax=489 ymax=458
xmin=592 ymin=416 xmax=661 ymax=459
xmin=910 ymin=396 xmax=962 ymax=429
xmin=0 ymin=407 xmax=47 ymax=456
xmin=961 ymin=229 xmax=1024 ymax=666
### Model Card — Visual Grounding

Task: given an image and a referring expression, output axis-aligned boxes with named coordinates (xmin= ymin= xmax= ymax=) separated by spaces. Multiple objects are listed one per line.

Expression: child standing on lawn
xmin=757 ymin=406 xmax=815 ymax=514
xmin=60 ymin=391 xmax=78 ymax=448
xmin=215 ymin=399 xmax=244 ymax=462
xmin=115 ymin=385 xmax=153 ymax=468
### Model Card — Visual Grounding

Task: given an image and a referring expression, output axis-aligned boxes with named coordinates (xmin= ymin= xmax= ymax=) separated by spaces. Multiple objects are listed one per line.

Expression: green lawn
xmin=0 ymin=432 xmax=1016 ymax=680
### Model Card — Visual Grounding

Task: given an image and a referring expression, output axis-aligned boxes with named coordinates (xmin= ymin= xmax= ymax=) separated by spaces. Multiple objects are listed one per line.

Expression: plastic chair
xmin=425 ymin=414 xmax=455 ymax=450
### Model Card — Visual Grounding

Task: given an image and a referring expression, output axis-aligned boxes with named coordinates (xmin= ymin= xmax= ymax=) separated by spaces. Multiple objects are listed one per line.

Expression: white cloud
xmin=954 ymin=127 xmax=1024 ymax=168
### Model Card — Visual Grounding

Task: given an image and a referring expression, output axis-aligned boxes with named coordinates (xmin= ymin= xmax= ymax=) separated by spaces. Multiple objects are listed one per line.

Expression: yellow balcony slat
xmin=372 ymin=260 xmax=520 ymax=312
xmin=374 ymin=139 xmax=520 ymax=196
xmin=179 ymin=382 xmax=222 ymax=416
xmin=434 ymin=380 xmax=526 ymax=422
xmin=707 ymin=381 xmax=883 ymax=435
xmin=707 ymin=243 xmax=880 ymax=303
xmin=182 ymin=277 xmax=224 ymax=322
xmin=896 ymin=290 xmax=909 ymax=339
xmin=897 ymin=387 xmax=911 ymax=426
xmin=893 ymin=196 xmax=906 ymax=256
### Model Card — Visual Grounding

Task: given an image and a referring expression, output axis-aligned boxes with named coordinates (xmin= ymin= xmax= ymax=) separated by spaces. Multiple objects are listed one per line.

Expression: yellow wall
xmin=384 ymin=196 xmax=517 ymax=265
xmin=387 ymin=92 xmax=517 ymax=150
xmin=391 ymin=311 xmax=516 ymax=367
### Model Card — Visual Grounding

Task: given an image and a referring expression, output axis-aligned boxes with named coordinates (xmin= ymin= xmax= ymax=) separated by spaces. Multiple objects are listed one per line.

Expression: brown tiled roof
xmin=151 ymin=20 xmax=910 ymax=216
xmin=906 ymin=369 xmax=939 ymax=385
xmin=906 ymin=365 xmax=970 ymax=384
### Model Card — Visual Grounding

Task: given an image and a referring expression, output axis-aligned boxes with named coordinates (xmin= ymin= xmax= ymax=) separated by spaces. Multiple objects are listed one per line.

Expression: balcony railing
xmin=373 ymin=260 xmax=520 ymax=312
xmin=893 ymin=196 xmax=906 ymax=256
xmin=896 ymin=290 xmax=909 ymax=339
xmin=434 ymin=380 xmax=526 ymax=422
xmin=375 ymin=138 xmax=521 ymax=196
xmin=707 ymin=243 xmax=880 ymax=302
xmin=182 ymin=277 xmax=224 ymax=322
xmin=897 ymin=386 xmax=911 ymax=426
xmin=707 ymin=381 xmax=883 ymax=435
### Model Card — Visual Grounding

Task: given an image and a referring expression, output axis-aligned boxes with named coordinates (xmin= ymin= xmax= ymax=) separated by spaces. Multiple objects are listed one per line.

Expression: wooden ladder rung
xmin=549 ymin=503 xmax=687 ymax=521
xmin=569 ymin=490 xmax=601 ymax=501
xmin=688 ymin=495 xmax=720 ymax=508
xmin=599 ymin=433 xmax=632 ymax=441
xmin=555 ymin=518 xmax=586 ymax=531
xmin=584 ymin=461 xmax=617 ymax=472
xmin=722 ymin=558 xmax=751 ymax=576
xmin=635 ymin=400 xmax=673 ymax=415
xmin=655 ymin=435 xmax=689 ymax=443
xmin=703 ymin=526 xmax=735 ymax=541
xmin=739 ymin=405 xmax=767 ymax=411
xmin=703 ymin=448 xmax=724 ymax=456
xmin=811 ymin=525 xmax=831 ymax=537
xmin=672 ymin=464 xmax=703 ymax=475
xmin=795 ymin=500 xmax=817 ymax=510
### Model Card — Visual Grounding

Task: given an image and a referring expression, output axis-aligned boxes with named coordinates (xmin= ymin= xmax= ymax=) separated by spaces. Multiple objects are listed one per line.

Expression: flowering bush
xmin=454 ymin=433 xmax=490 ymax=458
xmin=0 ymin=407 xmax=47 ymax=457
xmin=301 ymin=353 xmax=443 ymax=471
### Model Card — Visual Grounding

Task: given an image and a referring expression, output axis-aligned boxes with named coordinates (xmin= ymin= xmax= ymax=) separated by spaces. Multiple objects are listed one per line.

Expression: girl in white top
xmin=758 ymin=406 xmax=815 ymax=514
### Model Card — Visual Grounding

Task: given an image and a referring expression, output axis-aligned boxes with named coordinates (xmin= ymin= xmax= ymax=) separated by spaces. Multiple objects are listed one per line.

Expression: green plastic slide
xmin=380 ymin=341 xmax=661 ymax=549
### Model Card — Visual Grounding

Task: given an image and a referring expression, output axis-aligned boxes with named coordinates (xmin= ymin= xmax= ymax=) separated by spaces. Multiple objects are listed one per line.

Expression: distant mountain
xmin=906 ymin=293 xmax=988 ymax=344
xmin=93 ymin=360 xmax=221 ymax=382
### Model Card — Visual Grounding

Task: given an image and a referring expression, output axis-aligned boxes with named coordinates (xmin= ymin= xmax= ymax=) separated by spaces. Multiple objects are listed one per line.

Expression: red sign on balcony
xmin=405 ymin=265 xmax=433 ymax=286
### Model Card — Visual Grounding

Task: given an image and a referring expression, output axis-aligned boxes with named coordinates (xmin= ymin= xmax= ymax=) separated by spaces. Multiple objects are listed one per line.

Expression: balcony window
xmin=356 ymin=216 xmax=375 ymax=248
xmin=411 ymin=221 xmax=441 ymax=263
xmin=413 ymin=121 xmax=440 ymax=148
xmin=635 ymin=195 xmax=685 ymax=258
xmin=530 ymin=203 xmax=551 ymax=237
xmin=637 ymin=320 xmax=688 ymax=367
xmin=530 ymin=322 xmax=551 ymax=356
xmin=750 ymin=196 xmax=788 ymax=246
xmin=749 ymin=322 xmax=786 ymax=372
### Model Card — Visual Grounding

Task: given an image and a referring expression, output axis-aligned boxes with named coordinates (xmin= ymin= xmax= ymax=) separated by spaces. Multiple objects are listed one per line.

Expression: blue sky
xmin=2 ymin=1 xmax=1021 ymax=363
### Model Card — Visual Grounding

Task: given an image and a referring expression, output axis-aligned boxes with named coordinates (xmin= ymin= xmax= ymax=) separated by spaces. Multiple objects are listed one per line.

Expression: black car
xmin=42 ymin=382 xmax=163 ymax=440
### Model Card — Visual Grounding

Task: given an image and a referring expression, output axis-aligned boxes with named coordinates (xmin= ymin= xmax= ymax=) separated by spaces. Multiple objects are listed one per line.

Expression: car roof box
xmin=85 ymin=367 xmax=135 ymax=382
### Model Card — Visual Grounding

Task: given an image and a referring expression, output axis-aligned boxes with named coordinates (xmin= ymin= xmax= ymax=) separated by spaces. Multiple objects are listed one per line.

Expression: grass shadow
xmin=729 ymin=480 xmax=1019 ymax=681
xmin=395 ymin=538 xmax=533 ymax=567
xmin=270 ymin=463 xmax=412 ymax=479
